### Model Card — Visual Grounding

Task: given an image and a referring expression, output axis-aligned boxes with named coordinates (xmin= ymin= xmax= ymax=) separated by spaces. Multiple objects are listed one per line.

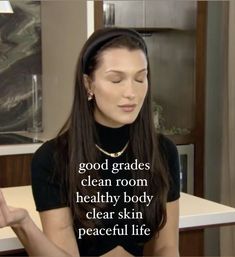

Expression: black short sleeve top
xmin=31 ymin=124 xmax=180 ymax=256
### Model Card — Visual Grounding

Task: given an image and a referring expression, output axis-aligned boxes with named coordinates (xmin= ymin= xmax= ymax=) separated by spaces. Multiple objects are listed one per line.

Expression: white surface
xmin=87 ymin=1 xmax=94 ymax=38
xmin=0 ymin=131 xmax=50 ymax=156
xmin=0 ymin=1 xmax=13 ymax=13
xmin=180 ymin=192 xmax=235 ymax=229
xmin=0 ymin=143 xmax=42 ymax=156
xmin=1 ymin=187 xmax=235 ymax=252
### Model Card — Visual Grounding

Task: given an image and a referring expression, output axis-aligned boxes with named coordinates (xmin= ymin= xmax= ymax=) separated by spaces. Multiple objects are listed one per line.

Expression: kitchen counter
xmin=0 ymin=131 xmax=50 ymax=156
xmin=0 ymin=143 xmax=42 ymax=156
xmin=1 ymin=186 xmax=235 ymax=252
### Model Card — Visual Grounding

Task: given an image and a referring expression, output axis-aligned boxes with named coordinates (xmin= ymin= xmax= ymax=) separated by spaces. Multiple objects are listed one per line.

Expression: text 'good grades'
xmin=77 ymin=158 xmax=150 ymax=174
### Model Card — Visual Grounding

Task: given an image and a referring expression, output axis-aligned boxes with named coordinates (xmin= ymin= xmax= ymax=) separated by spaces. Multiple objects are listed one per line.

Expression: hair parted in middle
xmin=54 ymin=27 xmax=170 ymax=239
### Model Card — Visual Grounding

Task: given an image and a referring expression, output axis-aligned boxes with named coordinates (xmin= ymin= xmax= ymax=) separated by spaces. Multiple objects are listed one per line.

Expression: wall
xmin=41 ymin=1 xmax=87 ymax=138
xmin=228 ymin=0 xmax=235 ymax=95
xmin=204 ymin=1 xmax=228 ymax=256
xmin=219 ymin=1 xmax=235 ymax=255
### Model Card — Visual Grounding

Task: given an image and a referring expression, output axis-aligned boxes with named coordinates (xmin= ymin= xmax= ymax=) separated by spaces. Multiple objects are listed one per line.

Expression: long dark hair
xmin=54 ymin=27 xmax=169 ymax=238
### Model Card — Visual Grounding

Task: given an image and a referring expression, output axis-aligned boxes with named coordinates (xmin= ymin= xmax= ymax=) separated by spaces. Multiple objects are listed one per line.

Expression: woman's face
xmin=86 ymin=48 xmax=148 ymax=128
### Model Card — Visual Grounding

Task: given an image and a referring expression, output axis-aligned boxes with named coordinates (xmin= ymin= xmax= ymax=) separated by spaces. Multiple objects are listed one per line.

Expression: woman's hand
xmin=0 ymin=189 xmax=78 ymax=257
xmin=0 ymin=189 xmax=30 ymax=229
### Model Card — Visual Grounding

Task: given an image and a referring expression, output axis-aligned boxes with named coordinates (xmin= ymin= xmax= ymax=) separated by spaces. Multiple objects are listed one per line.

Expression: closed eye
xmin=111 ymin=80 xmax=122 ymax=84
xmin=136 ymin=74 xmax=147 ymax=83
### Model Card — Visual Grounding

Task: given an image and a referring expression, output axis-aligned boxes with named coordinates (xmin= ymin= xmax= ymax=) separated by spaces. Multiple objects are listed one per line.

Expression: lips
xmin=118 ymin=104 xmax=137 ymax=112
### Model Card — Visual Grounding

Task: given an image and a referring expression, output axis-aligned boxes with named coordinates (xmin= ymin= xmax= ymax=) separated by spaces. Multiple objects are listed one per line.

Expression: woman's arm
xmin=0 ymin=189 xmax=80 ymax=257
xmin=144 ymin=200 xmax=180 ymax=257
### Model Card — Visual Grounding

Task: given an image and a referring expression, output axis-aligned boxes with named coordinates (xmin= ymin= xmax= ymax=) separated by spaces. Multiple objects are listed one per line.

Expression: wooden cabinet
xmin=179 ymin=229 xmax=204 ymax=256
xmin=0 ymin=249 xmax=28 ymax=256
xmin=0 ymin=154 xmax=33 ymax=187
xmin=103 ymin=0 xmax=197 ymax=29
xmin=103 ymin=0 xmax=144 ymax=27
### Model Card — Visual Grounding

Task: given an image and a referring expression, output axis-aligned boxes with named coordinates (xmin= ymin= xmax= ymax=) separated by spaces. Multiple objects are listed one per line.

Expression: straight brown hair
xmin=54 ymin=28 xmax=170 ymax=239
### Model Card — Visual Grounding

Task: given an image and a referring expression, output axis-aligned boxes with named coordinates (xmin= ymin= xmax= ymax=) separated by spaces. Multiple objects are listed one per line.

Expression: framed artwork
xmin=0 ymin=0 xmax=42 ymax=132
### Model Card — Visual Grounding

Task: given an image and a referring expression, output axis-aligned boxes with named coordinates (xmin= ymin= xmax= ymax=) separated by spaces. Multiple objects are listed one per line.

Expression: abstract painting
xmin=0 ymin=0 xmax=42 ymax=132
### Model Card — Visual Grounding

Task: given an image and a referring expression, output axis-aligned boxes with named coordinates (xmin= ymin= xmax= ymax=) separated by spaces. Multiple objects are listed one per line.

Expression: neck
xmin=94 ymin=117 xmax=127 ymax=129
xmin=95 ymin=120 xmax=130 ymax=153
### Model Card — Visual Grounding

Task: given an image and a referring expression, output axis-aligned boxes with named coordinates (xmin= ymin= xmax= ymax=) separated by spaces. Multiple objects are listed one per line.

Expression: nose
xmin=123 ymin=80 xmax=136 ymax=100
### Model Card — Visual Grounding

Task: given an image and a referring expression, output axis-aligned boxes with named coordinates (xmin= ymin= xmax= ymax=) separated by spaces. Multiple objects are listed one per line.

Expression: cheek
xmin=138 ymin=84 xmax=148 ymax=101
xmin=94 ymin=84 xmax=118 ymax=104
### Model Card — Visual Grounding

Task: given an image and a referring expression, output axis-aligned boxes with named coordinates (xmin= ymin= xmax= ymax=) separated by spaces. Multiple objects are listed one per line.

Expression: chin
xmin=116 ymin=116 xmax=138 ymax=125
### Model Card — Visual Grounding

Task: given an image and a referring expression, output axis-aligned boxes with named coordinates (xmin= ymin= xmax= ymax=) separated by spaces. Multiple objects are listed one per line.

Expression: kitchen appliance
xmin=176 ymin=144 xmax=194 ymax=194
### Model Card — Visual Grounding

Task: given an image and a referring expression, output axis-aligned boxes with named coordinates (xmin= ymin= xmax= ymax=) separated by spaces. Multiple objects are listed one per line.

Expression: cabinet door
xmin=103 ymin=0 xmax=145 ymax=27
xmin=179 ymin=229 xmax=204 ymax=256
xmin=145 ymin=30 xmax=196 ymax=134
xmin=103 ymin=0 xmax=197 ymax=29
xmin=0 ymin=154 xmax=33 ymax=187
xmin=145 ymin=0 xmax=197 ymax=29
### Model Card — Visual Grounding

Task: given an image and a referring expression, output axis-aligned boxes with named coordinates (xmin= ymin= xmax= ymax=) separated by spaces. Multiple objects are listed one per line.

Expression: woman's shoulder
xmin=35 ymin=138 xmax=56 ymax=154
xmin=157 ymin=133 xmax=178 ymax=162
xmin=31 ymin=138 xmax=58 ymax=181
xmin=31 ymin=135 xmax=69 ymax=211
xmin=32 ymin=133 xmax=68 ymax=166
xmin=157 ymin=133 xmax=180 ymax=202
xmin=32 ymin=138 xmax=56 ymax=166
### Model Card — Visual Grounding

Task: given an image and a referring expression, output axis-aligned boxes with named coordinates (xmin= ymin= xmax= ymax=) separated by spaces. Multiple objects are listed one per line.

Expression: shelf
xmin=104 ymin=26 xmax=195 ymax=34
xmin=165 ymin=132 xmax=195 ymax=145
xmin=134 ymin=27 xmax=195 ymax=34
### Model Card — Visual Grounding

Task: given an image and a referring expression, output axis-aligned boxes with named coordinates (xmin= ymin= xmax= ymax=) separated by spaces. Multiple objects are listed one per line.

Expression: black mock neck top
xmin=95 ymin=121 xmax=130 ymax=152
xmin=31 ymin=122 xmax=180 ymax=256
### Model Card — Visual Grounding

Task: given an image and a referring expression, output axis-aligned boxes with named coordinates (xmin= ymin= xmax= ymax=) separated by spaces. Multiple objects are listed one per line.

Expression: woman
xmin=0 ymin=27 xmax=180 ymax=257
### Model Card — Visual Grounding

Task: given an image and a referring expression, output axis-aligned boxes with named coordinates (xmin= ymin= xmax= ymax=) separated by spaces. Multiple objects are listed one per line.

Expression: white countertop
xmin=179 ymin=193 xmax=235 ymax=229
xmin=0 ymin=143 xmax=43 ymax=156
xmin=0 ymin=131 xmax=50 ymax=156
xmin=1 ymin=186 xmax=235 ymax=252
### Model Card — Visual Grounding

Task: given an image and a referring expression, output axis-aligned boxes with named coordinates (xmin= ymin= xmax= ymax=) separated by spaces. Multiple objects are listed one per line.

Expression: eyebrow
xmin=105 ymin=68 xmax=147 ymax=74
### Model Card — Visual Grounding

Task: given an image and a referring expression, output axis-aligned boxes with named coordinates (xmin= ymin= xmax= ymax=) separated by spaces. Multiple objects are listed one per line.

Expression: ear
xmin=83 ymin=74 xmax=92 ymax=92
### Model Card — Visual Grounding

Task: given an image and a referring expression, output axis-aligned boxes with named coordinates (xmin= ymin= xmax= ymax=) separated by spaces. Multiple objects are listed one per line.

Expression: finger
xmin=0 ymin=190 xmax=28 ymax=227
xmin=0 ymin=189 xmax=11 ymax=220
xmin=8 ymin=206 xmax=19 ymax=212
xmin=0 ymin=189 xmax=8 ymax=206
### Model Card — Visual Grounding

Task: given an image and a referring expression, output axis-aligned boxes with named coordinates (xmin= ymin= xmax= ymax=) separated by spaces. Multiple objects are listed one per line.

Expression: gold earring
xmin=88 ymin=91 xmax=93 ymax=101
